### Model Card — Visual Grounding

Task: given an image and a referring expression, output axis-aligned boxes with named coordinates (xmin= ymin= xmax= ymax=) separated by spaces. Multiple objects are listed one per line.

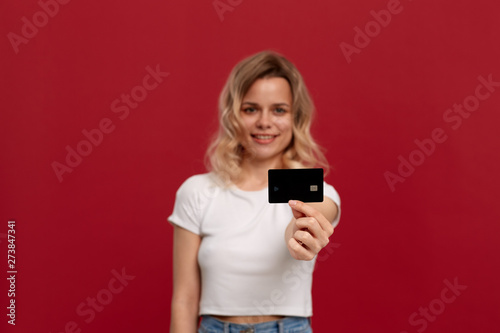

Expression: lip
xmin=251 ymin=133 xmax=279 ymax=144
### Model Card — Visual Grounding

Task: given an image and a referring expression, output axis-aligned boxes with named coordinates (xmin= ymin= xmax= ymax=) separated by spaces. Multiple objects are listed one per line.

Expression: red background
xmin=1 ymin=0 xmax=499 ymax=332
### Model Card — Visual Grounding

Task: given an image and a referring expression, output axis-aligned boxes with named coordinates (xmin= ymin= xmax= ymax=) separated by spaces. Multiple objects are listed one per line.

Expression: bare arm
xmin=170 ymin=225 xmax=202 ymax=333
xmin=285 ymin=197 xmax=339 ymax=261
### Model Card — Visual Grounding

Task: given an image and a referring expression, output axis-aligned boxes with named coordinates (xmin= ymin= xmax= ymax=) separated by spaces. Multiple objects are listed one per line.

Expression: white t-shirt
xmin=168 ymin=173 xmax=341 ymax=317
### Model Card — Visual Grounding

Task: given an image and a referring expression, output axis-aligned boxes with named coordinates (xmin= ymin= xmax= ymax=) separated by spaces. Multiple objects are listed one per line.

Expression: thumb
xmin=289 ymin=200 xmax=306 ymax=220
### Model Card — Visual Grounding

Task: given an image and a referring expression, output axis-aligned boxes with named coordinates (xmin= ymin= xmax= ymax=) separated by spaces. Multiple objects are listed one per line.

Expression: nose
xmin=256 ymin=110 xmax=272 ymax=128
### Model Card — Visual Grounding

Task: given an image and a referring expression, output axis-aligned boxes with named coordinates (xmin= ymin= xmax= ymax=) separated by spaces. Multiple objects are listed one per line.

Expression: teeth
xmin=255 ymin=135 xmax=274 ymax=139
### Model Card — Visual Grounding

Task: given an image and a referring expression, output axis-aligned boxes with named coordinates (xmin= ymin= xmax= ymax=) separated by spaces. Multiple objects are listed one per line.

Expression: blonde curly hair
xmin=205 ymin=50 xmax=329 ymax=184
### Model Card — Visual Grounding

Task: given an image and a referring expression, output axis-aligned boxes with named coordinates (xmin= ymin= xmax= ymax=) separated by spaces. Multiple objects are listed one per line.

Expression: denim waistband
xmin=198 ymin=315 xmax=312 ymax=333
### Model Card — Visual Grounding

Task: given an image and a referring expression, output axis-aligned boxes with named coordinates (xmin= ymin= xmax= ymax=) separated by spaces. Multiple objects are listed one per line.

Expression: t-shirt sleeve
xmin=324 ymin=182 xmax=341 ymax=229
xmin=167 ymin=176 xmax=204 ymax=235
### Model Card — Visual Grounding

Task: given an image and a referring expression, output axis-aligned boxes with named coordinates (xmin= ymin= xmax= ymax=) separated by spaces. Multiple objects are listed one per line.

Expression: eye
xmin=242 ymin=107 xmax=257 ymax=113
xmin=274 ymin=107 xmax=287 ymax=114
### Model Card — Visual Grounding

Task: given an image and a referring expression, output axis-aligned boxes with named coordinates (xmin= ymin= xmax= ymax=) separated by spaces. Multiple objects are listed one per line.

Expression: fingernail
xmin=289 ymin=200 xmax=297 ymax=206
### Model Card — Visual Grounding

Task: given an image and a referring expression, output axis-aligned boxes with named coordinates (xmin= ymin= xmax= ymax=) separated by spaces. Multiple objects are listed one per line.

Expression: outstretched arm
xmin=285 ymin=198 xmax=338 ymax=261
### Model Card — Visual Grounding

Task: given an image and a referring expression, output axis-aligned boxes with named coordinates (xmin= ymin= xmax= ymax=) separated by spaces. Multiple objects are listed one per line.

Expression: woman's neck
xmin=235 ymin=157 xmax=283 ymax=191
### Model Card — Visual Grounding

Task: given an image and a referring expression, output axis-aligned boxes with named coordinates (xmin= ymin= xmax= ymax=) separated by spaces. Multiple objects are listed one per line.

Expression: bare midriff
xmin=211 ymin=315 xmax=285 ymax=324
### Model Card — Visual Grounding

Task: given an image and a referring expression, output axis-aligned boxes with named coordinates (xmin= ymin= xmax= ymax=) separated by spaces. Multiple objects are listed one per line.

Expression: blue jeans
xmin=198 ymin=315 xmax=313 ymax=333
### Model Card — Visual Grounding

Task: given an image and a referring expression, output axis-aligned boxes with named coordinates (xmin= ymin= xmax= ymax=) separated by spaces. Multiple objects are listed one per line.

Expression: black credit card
xmin=268 ymin=168 xmax=324 ymax=203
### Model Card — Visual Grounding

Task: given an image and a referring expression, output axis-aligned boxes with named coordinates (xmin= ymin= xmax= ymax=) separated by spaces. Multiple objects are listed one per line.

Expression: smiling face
xmin=239 ymin=77 xmax=294 ymax=168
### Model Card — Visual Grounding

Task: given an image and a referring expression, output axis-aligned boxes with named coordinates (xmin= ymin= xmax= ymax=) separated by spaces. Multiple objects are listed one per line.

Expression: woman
xmin=169 ymin=51 xmax=340 ymax=333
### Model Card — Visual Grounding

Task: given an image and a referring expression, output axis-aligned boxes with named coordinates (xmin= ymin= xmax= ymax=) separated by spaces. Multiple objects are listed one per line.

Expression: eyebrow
xmin=241 ymin=102 xmax=290 ymax=107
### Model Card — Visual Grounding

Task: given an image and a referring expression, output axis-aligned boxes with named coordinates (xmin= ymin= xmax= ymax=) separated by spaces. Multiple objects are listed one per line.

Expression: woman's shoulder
xmin=323 ymin=181 xmax=340 ymax=203
xmin=175 ymin=172 xmax=223 ymax=196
